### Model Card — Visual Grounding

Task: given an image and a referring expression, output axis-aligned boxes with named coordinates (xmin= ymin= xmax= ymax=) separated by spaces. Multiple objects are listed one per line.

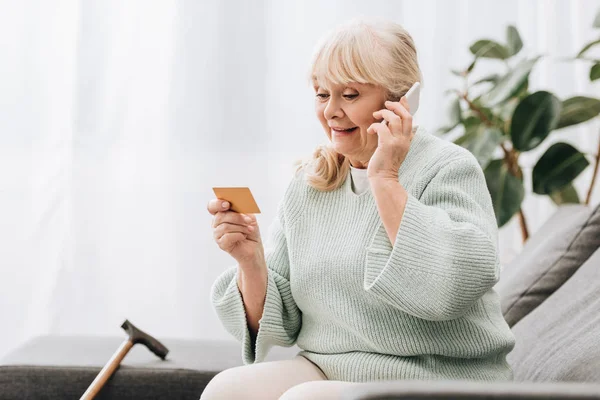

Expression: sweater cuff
xmin=211 ymin=268 xmax=255 ymax=360
xmin=250 ymin=269 xmax=289 ymax=363
xmin=212 ymin=267 xmax=291 ymax=364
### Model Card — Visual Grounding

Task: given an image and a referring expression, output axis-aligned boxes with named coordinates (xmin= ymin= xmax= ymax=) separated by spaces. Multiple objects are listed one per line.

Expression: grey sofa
xmin=2 ymin=203 xmax=599 ymax=399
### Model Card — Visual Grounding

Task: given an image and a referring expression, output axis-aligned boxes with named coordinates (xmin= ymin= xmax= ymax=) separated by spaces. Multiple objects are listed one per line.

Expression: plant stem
xmin=553 ymin=56 xmax=600 ymax=63
xmin=500 ymin=143 xmax=522 ymax=179
xmin=500 ymin=143 xmax=529 ymax=242
xmin=518 ymin=209 xmax=530 ymax=242
xmin=461 ymin=94 xmax=493 ymax=126
xmin=586 ymin=129 xmax=600 ymax=205
xmin=574 ymin=57 xmax=600 ymax=63
xmin=462 ymin=92 xmax=530 ymax=241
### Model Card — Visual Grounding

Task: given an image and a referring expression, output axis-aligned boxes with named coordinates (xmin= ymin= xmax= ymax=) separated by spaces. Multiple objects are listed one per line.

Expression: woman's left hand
xmin=367 ymin=96 xmax=414 ymax=180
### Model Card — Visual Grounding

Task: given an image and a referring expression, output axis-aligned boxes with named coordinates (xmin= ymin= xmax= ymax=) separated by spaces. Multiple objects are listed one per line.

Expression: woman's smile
xmin=331 ymin=127 xmax=359 ymax=135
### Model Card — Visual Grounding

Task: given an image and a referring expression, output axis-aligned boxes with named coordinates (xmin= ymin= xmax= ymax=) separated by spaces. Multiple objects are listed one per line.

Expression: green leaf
xmin=506 ymin=25 xmax=523 ymax=56
xmin=470 ymin=40 xmax=511 ymax=59
xmin=549 ymin=182 xmax=581 ymax=205
xmin=514 ymin=77 xmax=530 ymax=99
xmin=532 ymin=143 xmax=590 ymax=195
xmin=484 ymin=159 xmax=525 ymax=227
xmin=556 ymin=96 xmax=600 ymax=129
xmin=472 ymin=74 xmax=501 ymax=87
xmin=437 ymin=97 xmax=462 ymax=135
xmin=454 ymin=134 xmax=469 ymax=146
xmin=451 ymin=59 xmax=477 ymax=77
xmin=577 ymin=38 xmax=600 ymax=58
xmin=467 ymin=59 xmax=477 ymax=73
xmin=469 ymin=97 xmax=499 ymax=121
xmin=498 ymin=97 xmax=520 ymax=121
xmin=436 ymin=125 xmax=458 ymax=135
xmin=475 ymin=109 xmax=506 ymax=129
xmin=454 ymin=132 xmax=475 ymax=147
xmin=445 ymin=97 xmax=462 ymax=126
xmin=480 ymin=57 xmax=540 ymax=107
xmin=510 ymin=91 xmax=562 ymax=151
xmin=463 ymin=115 xmax=483 ymax=133
xmin=461 ymin=127 xmax=504 ymax=166
xmin=454 ymin=117 xmax=485 ymax=146
xmin=591 ymin=63 xmax=600 ymax=81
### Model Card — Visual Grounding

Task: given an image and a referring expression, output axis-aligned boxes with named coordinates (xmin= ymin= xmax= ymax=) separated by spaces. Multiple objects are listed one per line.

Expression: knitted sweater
xmin=211 ymin=126 xmax=516 ymax=382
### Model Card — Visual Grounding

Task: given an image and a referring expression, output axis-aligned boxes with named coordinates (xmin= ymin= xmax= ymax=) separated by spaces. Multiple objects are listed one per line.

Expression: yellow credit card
xmin=212 ymin=187 xmax=261 ymax=214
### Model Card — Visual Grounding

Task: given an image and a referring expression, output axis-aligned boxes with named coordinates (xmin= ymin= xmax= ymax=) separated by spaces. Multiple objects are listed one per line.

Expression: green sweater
xmin=211 ymin=126 xmax=516 ymax=382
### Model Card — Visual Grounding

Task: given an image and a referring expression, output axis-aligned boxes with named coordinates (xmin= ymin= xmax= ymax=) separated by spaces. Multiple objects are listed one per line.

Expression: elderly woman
xmin=202 ymin=17 xmax=515 ymax=400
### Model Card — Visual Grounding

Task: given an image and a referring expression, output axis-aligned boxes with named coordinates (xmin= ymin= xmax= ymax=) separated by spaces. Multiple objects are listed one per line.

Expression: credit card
xmin=212 ymin=187 xmax=261 ymax=214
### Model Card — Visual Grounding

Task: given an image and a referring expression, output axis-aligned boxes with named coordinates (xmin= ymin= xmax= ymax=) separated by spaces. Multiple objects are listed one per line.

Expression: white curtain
xmin=1 ymin=0 xmax=599 ymax=358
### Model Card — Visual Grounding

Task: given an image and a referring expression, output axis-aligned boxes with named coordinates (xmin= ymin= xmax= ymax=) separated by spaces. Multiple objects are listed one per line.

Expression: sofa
xmin=2 ymin=203 xmax=599 ymax=399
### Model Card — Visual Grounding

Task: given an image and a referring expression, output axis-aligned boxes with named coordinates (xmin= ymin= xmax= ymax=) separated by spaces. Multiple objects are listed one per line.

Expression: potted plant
xmin=439 ymin=9 xmax=600 ymax=242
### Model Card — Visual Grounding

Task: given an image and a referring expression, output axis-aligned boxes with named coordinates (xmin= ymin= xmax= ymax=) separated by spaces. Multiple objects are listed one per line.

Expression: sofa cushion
xmin=0 ymin=335 xmax=298 ymax=400
xmin=495 ymin=203 xmax=600 ymax=327
xmin=341 ymin=380 xmax=600 ymax=399
xmin=507 ymin=247 xmax=600 ymax=382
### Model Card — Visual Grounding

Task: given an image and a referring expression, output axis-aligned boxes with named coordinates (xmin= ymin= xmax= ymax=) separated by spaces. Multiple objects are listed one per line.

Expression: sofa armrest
xmin=340 ymin=380 xmax=600 ymax=400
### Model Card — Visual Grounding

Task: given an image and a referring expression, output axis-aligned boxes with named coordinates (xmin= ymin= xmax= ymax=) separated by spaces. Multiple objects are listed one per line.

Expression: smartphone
xmin=380 ymin=82 xmax=420 ymax=128
xmin=405 ymin=81 xmax=420 ymax=116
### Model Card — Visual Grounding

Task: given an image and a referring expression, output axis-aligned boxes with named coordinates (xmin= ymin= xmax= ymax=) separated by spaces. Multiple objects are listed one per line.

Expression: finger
xmin=367 ymin=122 xmax=378 ymax=135
xmin=387 ymin=98 xmax=412 ymax=136
xmin=367 ymin=121 xmax=390 ymax=137
xmin=214 ymin=222 xmax=254 ymax=241
xmin=213 ymin=211 xmax=254 ymax=229
xmin=400 ymin=96 xmax=411 ymax=114
xmin=372 ymin=109 xmax=402 ymax=135
xmin=218 ymin=232 xmax=247 ymax=249
xmin=242 ymin=213 xmax=257 ymax=225
xmin=367 ymin=122 xmax=382 ymax=135
xmin=207 ymin=199 xmax=231 ymax=215
xmin=367 ymin=120 xmax=392 ymax=140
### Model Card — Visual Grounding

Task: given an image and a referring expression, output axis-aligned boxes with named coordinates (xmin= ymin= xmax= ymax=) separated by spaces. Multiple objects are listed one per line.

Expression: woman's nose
xmin=323 ymin=98 xmax=344 ymax=120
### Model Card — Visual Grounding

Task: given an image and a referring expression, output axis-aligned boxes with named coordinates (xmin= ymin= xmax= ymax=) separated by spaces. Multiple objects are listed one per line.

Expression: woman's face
xmin=314 ymin=82 xmax=387 ymax=169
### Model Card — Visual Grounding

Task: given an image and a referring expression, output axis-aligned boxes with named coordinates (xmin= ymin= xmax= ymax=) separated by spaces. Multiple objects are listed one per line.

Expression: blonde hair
xmin=294 ymin=17 xmax=422 ymax=192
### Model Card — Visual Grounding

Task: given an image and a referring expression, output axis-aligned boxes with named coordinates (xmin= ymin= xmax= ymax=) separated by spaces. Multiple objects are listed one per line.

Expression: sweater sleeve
xmin=363 ymin=156 xmax=500 ymax=321
xmin=210 ymin=195 xmax=301 ymax=364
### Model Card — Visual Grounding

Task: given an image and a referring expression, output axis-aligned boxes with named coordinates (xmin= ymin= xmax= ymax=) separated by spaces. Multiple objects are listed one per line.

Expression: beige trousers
xmin=200 ymin=354 xmax=360 ymax=400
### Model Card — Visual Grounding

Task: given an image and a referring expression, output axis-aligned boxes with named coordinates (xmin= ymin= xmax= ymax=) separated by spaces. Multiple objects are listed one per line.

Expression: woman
xmin=202 ymin=17 xmax=515 ymax=400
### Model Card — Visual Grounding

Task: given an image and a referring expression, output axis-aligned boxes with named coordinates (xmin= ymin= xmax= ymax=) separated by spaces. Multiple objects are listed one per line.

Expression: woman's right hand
xmin=207 ymin=199 xmax=265 ymax=267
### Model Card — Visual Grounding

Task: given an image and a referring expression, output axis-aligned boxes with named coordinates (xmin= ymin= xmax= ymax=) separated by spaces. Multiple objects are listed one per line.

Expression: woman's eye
xmin=315 ymin=94 xmax=358 ymax=100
